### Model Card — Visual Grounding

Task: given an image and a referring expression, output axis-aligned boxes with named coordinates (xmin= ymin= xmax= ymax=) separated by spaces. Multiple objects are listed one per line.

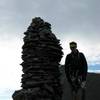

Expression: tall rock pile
xmin=12 ymin=17 xmax=63 ymax=100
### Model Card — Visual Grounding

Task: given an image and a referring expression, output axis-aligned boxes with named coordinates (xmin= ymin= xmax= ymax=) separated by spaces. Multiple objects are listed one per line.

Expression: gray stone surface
xmin=12 ymin=17 xmax=63 ymax=100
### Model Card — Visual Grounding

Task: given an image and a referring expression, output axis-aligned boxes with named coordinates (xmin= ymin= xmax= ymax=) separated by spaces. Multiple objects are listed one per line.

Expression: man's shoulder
xmin=67 ymin=53 xmax=72 ymax=57
xmin=66 ymin=53 xmax=72 ymax=58
xmin=79 ymin=52 xmax=84 ymax=56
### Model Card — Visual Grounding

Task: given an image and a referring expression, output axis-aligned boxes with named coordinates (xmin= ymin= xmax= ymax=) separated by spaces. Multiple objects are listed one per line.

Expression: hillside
xmin=60 ymin=66 xmax=100 ymax=100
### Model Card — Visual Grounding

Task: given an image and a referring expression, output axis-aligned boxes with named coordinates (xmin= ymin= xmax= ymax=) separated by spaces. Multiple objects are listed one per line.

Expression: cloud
xmin=1 ymin=0 xmax=100 ymax=36
xmin=0 ymin=40 xmax=22 ymax=89
xmin=0 ymin=88 xmax=14 ymax=100
xmin=88 ymin=70 xmax=100 ymax=73
xmin=0 ymin=0 xmax=100 ymax=52
xmin=0 ymin=0 xmax=100 ymax=65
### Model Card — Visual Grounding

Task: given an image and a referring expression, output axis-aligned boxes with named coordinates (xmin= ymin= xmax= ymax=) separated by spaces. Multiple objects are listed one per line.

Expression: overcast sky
xmin=0 ymin=0 xmax=100 ymax=99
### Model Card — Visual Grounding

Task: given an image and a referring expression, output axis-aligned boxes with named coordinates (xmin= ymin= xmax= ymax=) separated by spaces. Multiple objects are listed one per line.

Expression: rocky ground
xmin=60 ymin=66 xmax=100 ymax=100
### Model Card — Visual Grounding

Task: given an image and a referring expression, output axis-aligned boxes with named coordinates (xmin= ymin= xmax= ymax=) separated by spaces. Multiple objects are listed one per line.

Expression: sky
xmin=0 ymin=0 xmax=100 ymax=99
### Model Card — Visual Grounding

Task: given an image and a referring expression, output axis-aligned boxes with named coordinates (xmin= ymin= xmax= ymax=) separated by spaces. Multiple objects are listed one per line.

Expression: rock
xmin=12 ymin=17 xmax=63 ymax=100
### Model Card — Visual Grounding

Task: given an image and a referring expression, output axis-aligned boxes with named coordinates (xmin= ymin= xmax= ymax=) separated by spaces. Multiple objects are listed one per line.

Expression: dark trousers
xmin=70 ymin=84 xmax=86 ymax=100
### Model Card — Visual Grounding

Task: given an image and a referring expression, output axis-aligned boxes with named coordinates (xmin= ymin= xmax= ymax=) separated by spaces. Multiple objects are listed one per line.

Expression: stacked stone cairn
xmin=12 ymin=17 xmax=63 ymax=100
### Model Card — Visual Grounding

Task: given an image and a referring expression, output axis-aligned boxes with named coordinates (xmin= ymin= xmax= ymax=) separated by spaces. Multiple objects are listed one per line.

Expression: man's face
xmin=70 ymin=47 xmax=77 ymax=52
xmin=69 ymin=42 xmax=77 ymax=53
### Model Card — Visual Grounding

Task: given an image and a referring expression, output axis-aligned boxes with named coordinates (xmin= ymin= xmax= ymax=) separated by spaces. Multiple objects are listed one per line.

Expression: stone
xmin=12 ymin=17 xmax=63 ymax=100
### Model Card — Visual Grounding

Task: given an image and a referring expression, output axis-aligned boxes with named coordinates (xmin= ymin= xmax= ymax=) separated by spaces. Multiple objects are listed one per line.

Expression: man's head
xmin=69 ymin=41 xmax=77 ymax=52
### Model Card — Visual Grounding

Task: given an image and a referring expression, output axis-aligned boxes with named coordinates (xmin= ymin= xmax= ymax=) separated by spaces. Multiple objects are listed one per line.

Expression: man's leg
xmin=72 ymin=91 xmax=80 ymax=100
xmin=81 ymin=88 xmax=86 ymax=100
xmin=71 ymin=86 xmax=79 ymax=100
xmin=70 ymin=85 xmax=75 ymax=100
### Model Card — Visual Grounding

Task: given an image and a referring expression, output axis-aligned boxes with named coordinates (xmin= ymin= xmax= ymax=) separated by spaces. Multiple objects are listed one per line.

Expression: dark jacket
xmin=65 ymin=50 xmax=88 ymax=84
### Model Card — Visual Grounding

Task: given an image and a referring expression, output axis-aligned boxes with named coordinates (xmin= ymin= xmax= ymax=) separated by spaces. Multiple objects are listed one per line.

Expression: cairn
xmin=12 ymin=17 xmax=63 ymax=100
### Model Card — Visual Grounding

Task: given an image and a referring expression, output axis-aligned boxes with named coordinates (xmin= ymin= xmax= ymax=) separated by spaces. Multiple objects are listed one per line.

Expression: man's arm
xmin=65 ymin=55 xmax=72 ymax=84
xmin=80 ymin=53 xmax=88 ymax=81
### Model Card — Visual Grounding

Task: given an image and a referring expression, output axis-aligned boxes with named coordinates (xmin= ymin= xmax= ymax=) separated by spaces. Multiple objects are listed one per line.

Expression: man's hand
xmin=81 ymin=81 xmax=86 ymax=88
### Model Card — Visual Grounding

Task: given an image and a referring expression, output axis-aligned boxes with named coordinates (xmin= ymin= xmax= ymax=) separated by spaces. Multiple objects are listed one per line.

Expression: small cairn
xmin=12 ymin=17 xmax=63 ymax=100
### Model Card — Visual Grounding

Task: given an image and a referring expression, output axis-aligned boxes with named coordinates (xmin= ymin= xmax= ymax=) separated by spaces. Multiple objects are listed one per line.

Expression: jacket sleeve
xmin=65 ymin=55 xmax=72 ymax=83
xmin=80 ymin=53 xmax=88 ymax=81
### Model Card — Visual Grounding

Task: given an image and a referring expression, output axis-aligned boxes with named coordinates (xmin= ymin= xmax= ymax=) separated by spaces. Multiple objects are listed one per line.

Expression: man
xmin=65 ymin=41 xmax=88 ymax=100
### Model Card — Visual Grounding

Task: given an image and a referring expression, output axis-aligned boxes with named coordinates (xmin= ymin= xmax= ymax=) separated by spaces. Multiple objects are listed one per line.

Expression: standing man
xmin=65 ymin=41 xmax=88 ymax=100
